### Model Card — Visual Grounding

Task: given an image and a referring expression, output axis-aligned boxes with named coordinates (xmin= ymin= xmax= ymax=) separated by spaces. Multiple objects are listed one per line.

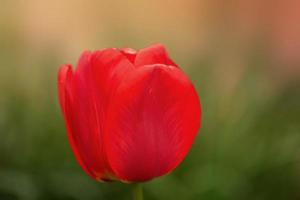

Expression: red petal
xmin=90 ymin=48 xmax=135 ymax=97
xmin=119 ymin=48 xmax=137 ymax=63
xmin=134 ymin=44 xmax=178 ymax=67
xmin=104 ymin=64 xmax=201 ymax=182
xmin=58 ymin=64 xmax=72 ymax=114
xmin=59 ymin=49 xmax=135 ymax=181
xmin=57 ymin=64 xmax=96 ymax=179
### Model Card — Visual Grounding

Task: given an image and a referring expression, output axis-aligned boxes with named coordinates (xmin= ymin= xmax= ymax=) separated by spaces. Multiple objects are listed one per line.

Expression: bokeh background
xmin=1 ymin=0 xmax=300 ymax=199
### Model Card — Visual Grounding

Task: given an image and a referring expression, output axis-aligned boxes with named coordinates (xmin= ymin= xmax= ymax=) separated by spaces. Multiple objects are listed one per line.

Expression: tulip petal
xmin=104 ymin=64 xmax=201 ymax=182
xmin=119 ymin=48 xmax=137 ymax=63
xmin=60 ymin=49 xmax=135 ymax=181
xmin=58 ymin=64 xmax=72 ymax=114
xmin=134 ymin=44 xmax=178 ymax=67
xmin=58 ymin=64 xmax=96 ymax=179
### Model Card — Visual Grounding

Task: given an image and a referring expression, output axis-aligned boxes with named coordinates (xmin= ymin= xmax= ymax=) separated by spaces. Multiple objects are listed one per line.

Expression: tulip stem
xmin=132 ymin=183 xmax=143 ymax=200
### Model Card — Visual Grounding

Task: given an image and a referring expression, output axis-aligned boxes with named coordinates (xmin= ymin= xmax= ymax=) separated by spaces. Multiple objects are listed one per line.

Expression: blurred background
xmin=1 ymin=0 xmax=300 ymax=199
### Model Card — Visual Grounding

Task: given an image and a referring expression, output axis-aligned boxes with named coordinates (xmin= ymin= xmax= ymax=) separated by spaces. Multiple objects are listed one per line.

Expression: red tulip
xmin=58 ymin=44 xmax=201 ymax=182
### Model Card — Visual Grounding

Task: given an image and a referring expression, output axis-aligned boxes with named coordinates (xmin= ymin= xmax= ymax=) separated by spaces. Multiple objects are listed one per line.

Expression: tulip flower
xmin=58 ymin=44 xmax=201 ymax=185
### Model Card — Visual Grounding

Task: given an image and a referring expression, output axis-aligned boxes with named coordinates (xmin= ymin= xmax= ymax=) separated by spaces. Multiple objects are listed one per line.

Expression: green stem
xmin=132 ymin=183 xmax=143 ymax=200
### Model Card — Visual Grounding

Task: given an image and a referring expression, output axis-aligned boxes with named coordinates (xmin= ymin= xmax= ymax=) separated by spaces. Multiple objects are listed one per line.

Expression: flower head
xmin=58 ymin=44 xmax=201 ymax=182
